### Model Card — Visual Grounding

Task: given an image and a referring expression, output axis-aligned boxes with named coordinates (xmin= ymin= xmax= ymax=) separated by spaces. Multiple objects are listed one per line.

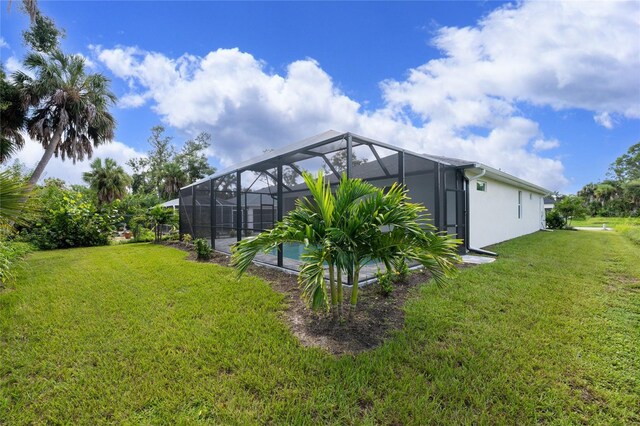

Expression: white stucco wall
xmin=468 ymin=176 xmax=545 ymax=249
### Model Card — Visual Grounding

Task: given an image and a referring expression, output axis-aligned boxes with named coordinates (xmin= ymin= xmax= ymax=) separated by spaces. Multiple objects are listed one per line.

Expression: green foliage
xmin=392 ymin=257 xmax=410 ymax=282
xmin=0 ymin=67 xmax=27 ymax=163
xmin=545 ymin=209 xmax=566 ymax=229
xmin=555 ymin=195 xmax=588 ymax=226
xmin=578 ymin=143 xmax=640 ymax=216
xmin=232 ymin=172 xmax=460 ymax=320
xmin=22 ymin=13 xmax=64 ymax=53
xmin=18 ymin=180 xmax=119 ymax=249
xmin=146 ymin=205 xmax=177 ymax=243
xmin=181 ymin=233 xmax=192 ymax=245
xmin=608 ymin=142 xmax=640 ymax=182
xmin=194 ymin=238 xmax=212 ymax=261
xmin=375 ymin=268 xmax=393 ymax=297
xmin=0 ymin=241 xmax=33 ymax=285
xmin=0 ymin=169 xmax=33 ymax=225
xmin=126 ymin=126 xmax=215 ymax=199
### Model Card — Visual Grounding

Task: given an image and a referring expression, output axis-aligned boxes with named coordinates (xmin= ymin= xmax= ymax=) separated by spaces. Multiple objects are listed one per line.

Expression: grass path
xmin=1 ymin=231 xmax=638 ymax=424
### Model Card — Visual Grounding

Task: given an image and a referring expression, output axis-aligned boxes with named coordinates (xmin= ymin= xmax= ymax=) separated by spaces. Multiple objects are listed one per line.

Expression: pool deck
xmin=213 ymin=237 xmax=495 ymax=284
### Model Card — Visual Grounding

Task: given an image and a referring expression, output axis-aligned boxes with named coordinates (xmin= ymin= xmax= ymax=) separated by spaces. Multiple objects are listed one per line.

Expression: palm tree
xmin=231 ymin=172 xmax=461 ymax=321
xmin=1 ymin=67 xmax=27 ymax=163
xmin=0 ymin=170 xmax=33 ymax=225
xmin=82 ymin=158 xmax=132 ymax=205
xmin=161 ymin=161 xmax=186 ymax=200
xmin=13 ymin=50 xmax=116 ymax=186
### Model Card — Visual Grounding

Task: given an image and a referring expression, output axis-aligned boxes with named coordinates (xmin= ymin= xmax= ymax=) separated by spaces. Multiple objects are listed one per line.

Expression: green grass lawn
xmin=1 ymin=231 xmax=639 ymax=424
xmin=571 ymin=216 xmax=640 ymax=228
xmin=571 ymin=216 xmax=640 ymax=245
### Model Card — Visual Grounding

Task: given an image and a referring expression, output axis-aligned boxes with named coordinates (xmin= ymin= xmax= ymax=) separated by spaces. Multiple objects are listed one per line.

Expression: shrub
xmin=19 ymin=181 xmax=119 ymax=249
xmin=161 ymin=232 xmax=179 ymax=242
xmin=0 ymin=241 xmax=34 ymax=285
xmin=376 ymin=268 xmax=393 ymax=297
xmin=181 ymin=234 xmax=192 ymax=245
xmin=546 ymin=209 xmax=566 ymax=229
xmin=133 ymin=228 xmax=155 ymax=243
xmin=194 ymin=238 xmax=212 ymax=261
xmin=393 ymin=258 xmax=410 ymax=282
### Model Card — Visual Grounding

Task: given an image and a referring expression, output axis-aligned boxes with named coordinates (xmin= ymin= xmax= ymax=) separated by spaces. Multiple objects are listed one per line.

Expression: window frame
xmin=518 ymin=190 xmax=522 ymax=219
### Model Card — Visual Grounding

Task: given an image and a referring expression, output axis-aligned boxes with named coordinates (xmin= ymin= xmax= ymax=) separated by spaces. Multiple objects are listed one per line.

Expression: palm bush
xmin=231 ymin=172 xmax=461 ymax=321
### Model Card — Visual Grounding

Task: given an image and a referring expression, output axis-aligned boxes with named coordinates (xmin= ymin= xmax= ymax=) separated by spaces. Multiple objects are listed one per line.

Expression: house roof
xmin=160 ymin=198 xmax=180 ymax=208
xmin=182 ymin=130 xmax=551 ymax=195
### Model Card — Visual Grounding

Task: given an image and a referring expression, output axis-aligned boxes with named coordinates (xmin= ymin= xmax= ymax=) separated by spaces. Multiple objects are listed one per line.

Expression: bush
xmin=161 ymin=232 xmax=179 ymax=242
xmin=181 ymin=234 xmax=192 ymax=245
xmin=376 ymin=268 xmax=393 ymax=297
xmin=0 ymin=241 xmax=34 ymax=285
xmin=194 ymin=238 xmax=212 ymax=261
xmin=19 ymin=181 xmax=119 ymax=249
xmin=393 ymin=258 xmax=410 ymax=282
xmin=546 ymin=209 xmax=566 ymax=229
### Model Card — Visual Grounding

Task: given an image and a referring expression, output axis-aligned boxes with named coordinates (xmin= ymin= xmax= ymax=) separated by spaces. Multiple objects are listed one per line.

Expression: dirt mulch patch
xmin=162 ymin=241 xmax=457 ymax=355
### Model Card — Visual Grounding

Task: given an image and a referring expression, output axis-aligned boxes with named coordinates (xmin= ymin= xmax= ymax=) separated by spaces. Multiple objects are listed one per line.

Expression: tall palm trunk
xmin=28 ymin=124 xmax=64 ymax=186
xmin=337 ymin=267 xmax=343 ymax=320
xmin=329 ymin=261 xmax=337 ymax=321
xmin=348 ymin=267 xmax=361 ymax=322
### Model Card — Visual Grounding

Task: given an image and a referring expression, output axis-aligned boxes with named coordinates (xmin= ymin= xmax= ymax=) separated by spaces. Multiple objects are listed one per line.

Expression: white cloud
xmin=118 ymin=92 xmax=150 ymax=108
xmin=4 ymin=56 xmax=32 ymax=77
xmin=0 ymin=37 xmax=8 ymax=49
xmin=92 ymin=1 xmax=639 ymax=191
xmin=11 ymin=134 xmax=145 ymax=185
xmin=532 ymin=138 xmax=560 ymax=151
xmin=593 ymin=112 xmax=614 ymax=129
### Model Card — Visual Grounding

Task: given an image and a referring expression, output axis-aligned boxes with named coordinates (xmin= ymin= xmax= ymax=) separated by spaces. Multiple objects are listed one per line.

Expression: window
xmin=518 ymin=191 xmax=522 ymax=219
xmin=476 ymin=180 xmax=487 ymax=192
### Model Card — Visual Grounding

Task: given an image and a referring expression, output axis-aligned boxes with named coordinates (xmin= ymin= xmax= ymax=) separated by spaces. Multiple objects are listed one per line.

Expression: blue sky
xmin=1 ymin=1 xmax=639 ymax=193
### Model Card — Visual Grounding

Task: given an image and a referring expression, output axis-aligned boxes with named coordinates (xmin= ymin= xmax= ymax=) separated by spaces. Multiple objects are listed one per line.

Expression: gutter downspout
xmin=465 ymin=167 xmax=498 ymax=257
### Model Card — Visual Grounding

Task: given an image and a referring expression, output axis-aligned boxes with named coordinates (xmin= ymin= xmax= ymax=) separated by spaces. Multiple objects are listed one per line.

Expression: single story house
xmin=178 ymin=130 xmax=550 ymax=271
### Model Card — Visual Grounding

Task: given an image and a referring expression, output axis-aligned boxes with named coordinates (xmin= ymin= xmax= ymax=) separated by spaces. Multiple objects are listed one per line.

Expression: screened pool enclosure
xmin=179 ymin=130 xmax=469 ymax=281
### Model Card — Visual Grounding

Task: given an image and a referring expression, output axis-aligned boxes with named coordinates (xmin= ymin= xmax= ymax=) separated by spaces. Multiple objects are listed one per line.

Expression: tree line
xmin=546 ymin=142 xmax=640 ymax=228
xmin=0 ymin=1 xmax=217 ymax=278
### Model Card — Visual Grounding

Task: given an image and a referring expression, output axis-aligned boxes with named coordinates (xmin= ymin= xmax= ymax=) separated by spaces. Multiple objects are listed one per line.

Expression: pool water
xmin=270 ymin=243 xmax=307 ymax=260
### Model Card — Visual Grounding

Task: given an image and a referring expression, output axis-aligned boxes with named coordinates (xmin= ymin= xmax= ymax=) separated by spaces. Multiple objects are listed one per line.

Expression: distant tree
xmin=261 ymin=148 xmax=305 ymax=188
xmin=126 ymin=157 xmax=152 ymax=195
xmin=161 ymin=161 xmax=187 ymax=200
xmin=82 ymin=158 xmax=132 ymax=205
xmin=608 ymin=142 xmax=640 ymax=182
xmin=323 ymin=150 xmax=367 ymax=175
xmin=175 ymin=132 xmax=215 ymax=183
xmin=127 ymin=127 xmax=215 ymax=199
xmin=13 ymin=50 xmax=117 ymax=186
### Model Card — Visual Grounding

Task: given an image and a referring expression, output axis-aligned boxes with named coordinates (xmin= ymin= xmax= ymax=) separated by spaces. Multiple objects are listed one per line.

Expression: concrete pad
xmin=461 ymin=254 xmax=496 ymax=264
